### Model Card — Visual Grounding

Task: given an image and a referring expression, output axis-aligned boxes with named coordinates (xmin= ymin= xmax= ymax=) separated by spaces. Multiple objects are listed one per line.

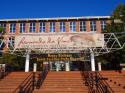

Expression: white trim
xmin=0 ymin=16 xmax=111 ymax=21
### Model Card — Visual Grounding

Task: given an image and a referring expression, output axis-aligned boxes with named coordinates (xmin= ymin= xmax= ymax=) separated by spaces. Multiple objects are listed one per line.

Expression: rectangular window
xmin=70 ymin=22 xmax=76 ymax=32
xmin=9 ymin=23 xmax=16 ymax=33
xmin=8 ymin=37 xmax=14 ymax=49
xmin=80 ymin=21 xmax=86 ymax=32
xmin=101 ymin=20 xmax=106 ymax=31
xmin=19 ymin=23 xmax=25 ymax=33
xmin=29 ymin=22 xmax=36 ymax=32
xmin=59 ymin=22 xmax=66 ymax=32
xmin=0 ymin=23 xmax=6 ymax=32
xmin=39 ymin=22 xmax=46 ymax=32
xmin=90 ymin=21 xmax=96 ymax=31
xmin=49 ymin=22 xmax=55 ymax=32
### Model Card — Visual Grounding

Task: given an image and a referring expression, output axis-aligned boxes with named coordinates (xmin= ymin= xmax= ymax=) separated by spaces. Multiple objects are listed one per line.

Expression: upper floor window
xmin=70 ymin=22 xmax=76 ymax=32
xmin=90 ymin=21 xmax=96 ymax=31
xmin=10 ymin=23 xmax=16 ymax=33
xmin=101 ymin=20 xmax=106 ymax=31
xmin=59 ymin=22 xmax=66 ymax=32
xmin=49 ymin=22 xmax=55 ymax=32
xmin=0 ymin=23 xmax=6 ymax=32
xmin=19 ymin=23 xmax=25 ymax=33
xmin=29 ymin=22 xmax=35 ymax=32
xmin=80 ymin=21 xmax=86 ymax=32
xmin=39 ymin=22 xmax=46 ymax=32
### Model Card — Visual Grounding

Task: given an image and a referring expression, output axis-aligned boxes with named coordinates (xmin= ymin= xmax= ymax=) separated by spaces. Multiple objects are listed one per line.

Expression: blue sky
xmin=0 ymin=0 xmax=125 ymax=19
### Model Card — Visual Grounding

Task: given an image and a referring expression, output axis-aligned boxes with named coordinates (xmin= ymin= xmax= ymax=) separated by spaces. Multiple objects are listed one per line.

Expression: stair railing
xmin=13 ymin=72 xmax=35 ymax=93
xmin=83 ymin=71 xmax=114 ymax=93
xmin=36 ymin=65 xmax=49 ymax=89
xmin=0 ymin=64 xmax=11 ymax=79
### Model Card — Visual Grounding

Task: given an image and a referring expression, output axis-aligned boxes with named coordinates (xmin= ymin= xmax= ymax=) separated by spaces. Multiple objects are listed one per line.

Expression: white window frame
xmin=59 ymin=22 xmax=66 ymax=32
xmin=90 ymin=21 xmax=96 ymax=32
xmin=101 ymin=20 xmax=106 ymax=31
xmin=9 ymin=23 xmax=16 ymax=33
xmin=79 ymin=21 xmax=86 ymax=32
xmin=29 ymin=22 xmax=36 ymax=33
xmin=49 ymin=22 xmax=55 ymax=32
xmin=39 ymin=22 xmax=46 ymax=32
xmin=69 ymin=21 xmax=76 ymax=32
xmin=19 ymin=23 xmax=25 ymax=33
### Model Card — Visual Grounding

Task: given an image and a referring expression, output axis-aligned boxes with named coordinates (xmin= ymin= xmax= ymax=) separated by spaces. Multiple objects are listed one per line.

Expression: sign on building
xmin=15 ymin=33 xmax=104 ymax=49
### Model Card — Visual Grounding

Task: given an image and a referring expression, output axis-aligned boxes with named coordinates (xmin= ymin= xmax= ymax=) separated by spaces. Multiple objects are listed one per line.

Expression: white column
xmin=65 ymin=61 xmax=70 ymax=71
xmin=25 ymin=53 xmax=30 ymax=72
xmin=56 ymin=61 xmax=59 ymax=71
xmin=50 ymin=61 xmax=52 ymax=71
xmin=33 ymin=63 xmax=37 ymax=72
xmin=90 ymin=50 xmax=95 ymax=71
xmin=98 ymin=62 xmax=102 ymax=71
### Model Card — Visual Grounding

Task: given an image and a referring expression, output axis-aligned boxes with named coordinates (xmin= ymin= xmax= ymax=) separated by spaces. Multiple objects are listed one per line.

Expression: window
xmin=49 ymin=22 xmax=55 ymax=32
xmin=8 ymin=37 xmax=14 ymax=49
xmin=101 ymin=20 xmax=106 ymax=31
xmin=19 ymin=23 xmax=25 ymax=33
xmin=10 ymin=23 xmax=16 ymax=33
xmin=0 ymin=23 xmax=6 ymax=32
xmin=80 ymin=21 xmax=86 ymax=32
xmin=90 ymin=21 xmax=96 ymax=31
xmin=59 ymin=22 xmax=66 ymax=32
xmin=70 ymin=22 xmax=76 ymax=32
xmin=29 ymin=22 xmax=36 ymax=32
xmin=39 ymin=22 xmax=46 ymax=32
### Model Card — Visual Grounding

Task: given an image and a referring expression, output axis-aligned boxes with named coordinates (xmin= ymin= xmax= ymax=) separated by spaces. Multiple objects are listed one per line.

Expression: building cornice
xmin=0 ymin=16 xmax=111 ymax=22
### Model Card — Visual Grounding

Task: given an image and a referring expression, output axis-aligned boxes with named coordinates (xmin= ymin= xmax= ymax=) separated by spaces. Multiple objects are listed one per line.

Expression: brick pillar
xmin=5 ymin=22 xmax=9 ymax=34
xmin=55 ymin=21 xmax=59 ymax=32
xmin=15 ymin=22 xmax=19 ymax=35
xmin=96 ymin=20 xmax=101 ymax=33
xmin=66 ymin=21 xmax=69 ymax=32
xmin=3 ymin=22 xmax=9 ymax=52
xmin=36 ymin=21 xmax=39 ymax=33
xmin=46 ymin=21 xmax=49 ymax=33
xmin=86 ymin=20 xmax=90 ymax=32
xmin=25 ymin=22 xmax=29 ymax=33
xmin=76 ymin=20 xmax=79 ymax=32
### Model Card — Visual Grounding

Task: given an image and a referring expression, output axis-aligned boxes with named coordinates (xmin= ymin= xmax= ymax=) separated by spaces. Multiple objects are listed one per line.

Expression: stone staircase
xmin=0 ymin=72 xmax=32 ymax=93
xmin=100 ymin=70 xmax=125 ymax=93
xmin=34 ymin=71 xmax=88 ymax=93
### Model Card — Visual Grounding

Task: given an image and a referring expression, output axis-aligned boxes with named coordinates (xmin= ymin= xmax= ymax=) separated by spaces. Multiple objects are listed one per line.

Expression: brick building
xmin=0 ymin=16 xmax=111 ymax=72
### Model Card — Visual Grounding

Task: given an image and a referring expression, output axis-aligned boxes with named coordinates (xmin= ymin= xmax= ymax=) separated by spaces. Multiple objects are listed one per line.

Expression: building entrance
xmin=49 ymin=61 xmax=70 ymax=71
xmin=48 ymin=61 xmax=84 ymax=71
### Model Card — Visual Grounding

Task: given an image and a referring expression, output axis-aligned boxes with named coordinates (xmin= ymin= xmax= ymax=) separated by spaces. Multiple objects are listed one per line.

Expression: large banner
xmin=15 ymin=33 xmax=104 ymax=49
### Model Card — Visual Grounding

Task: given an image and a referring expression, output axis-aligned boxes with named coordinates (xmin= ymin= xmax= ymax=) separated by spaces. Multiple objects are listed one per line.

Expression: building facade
xmin=0 ymin=16 xmax=111 ymax=72
xmin=0 ymin=16 xmax=110 ymax=34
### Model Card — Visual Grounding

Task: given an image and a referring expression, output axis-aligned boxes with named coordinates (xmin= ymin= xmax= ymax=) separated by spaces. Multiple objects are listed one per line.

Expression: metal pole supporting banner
xmin=33 ymin=63 xmax=37 ymax=72
xmin=25 ymin=53 xmax=30 ymax=72
xmin=98 ymin=62 xmax=102 ymax=71
xmin=90 ymin=49 xmax=95 ymax=71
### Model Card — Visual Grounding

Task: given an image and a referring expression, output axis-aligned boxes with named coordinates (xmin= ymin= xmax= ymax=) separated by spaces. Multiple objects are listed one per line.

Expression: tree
xmin=105 ymin=4 xmax=125 ymax=33
xmin=96 ymin=3 xmax=125 ymax=70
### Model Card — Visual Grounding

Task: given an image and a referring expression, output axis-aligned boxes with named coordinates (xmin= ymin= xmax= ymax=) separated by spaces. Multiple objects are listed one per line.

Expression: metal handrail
xmin=36 ymin=66 xmax=49 ymax=89
xmin=82 ymin=71 xmax=114 ymax=93
xmin=13 ymin=72 xmax=35 ymax=93
xmin=97 ymin=71 xmax=114 ymax=93
xmin=0 ymin=64 xmax=11 ymax=79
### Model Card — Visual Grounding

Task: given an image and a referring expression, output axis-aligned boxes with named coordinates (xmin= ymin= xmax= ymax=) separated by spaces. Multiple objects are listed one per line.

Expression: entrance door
xmin=49 ymin=61 xmax=65 ymax=71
